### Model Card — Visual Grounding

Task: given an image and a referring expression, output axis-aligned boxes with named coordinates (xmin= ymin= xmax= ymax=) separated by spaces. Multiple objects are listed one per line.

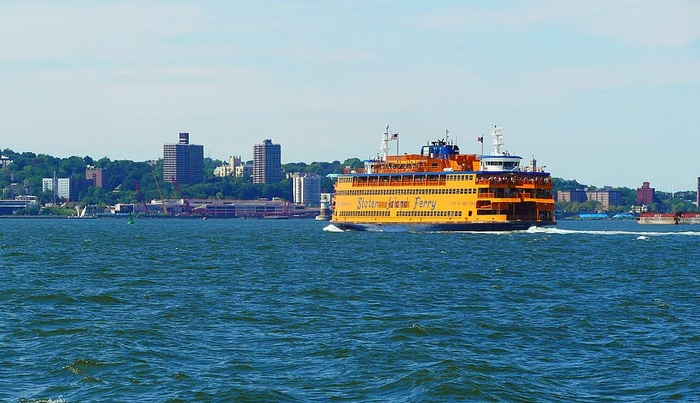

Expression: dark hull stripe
xmin=330 ymin=221 xmax=557 ymax=232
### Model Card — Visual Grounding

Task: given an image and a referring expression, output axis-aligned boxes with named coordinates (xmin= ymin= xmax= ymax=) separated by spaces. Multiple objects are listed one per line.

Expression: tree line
xmin=0 ymin=149 xmax=363 ymax=207
xmin=551 ymin=178 xmax=698 ymax=216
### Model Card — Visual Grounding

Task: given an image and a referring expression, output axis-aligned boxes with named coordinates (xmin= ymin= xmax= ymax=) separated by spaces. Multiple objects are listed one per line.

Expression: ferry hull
xmin=331 ymin=220 xmax=556 ymax=232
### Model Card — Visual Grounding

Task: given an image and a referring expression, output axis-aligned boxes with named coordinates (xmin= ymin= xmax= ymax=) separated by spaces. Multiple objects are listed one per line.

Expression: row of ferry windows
xmin=337 ymin=188 xmax=478 ymax=196
xmin=396 ymin=210 xmax=463 ymax=217
xmin=337 ymin=210 xmax=463 ymax=218
xmin=337 ymin=211 xmax=391 ymax=217
xmin=338 ymin=175 xmax=475 ymax=183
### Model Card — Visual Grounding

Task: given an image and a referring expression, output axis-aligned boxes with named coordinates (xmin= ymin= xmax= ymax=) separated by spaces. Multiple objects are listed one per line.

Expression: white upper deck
xmin=479 ymin=125 xmax=523 ymax=172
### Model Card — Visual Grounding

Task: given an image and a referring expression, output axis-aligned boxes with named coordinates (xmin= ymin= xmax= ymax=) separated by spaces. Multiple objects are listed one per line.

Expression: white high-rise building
xmin=42 ymin=177 xmax=71 ymax=200
xmin=291 ymin=173 xmax=321 ymax=207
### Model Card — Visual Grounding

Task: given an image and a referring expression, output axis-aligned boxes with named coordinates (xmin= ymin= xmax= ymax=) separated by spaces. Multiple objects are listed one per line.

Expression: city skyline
xmin=1 ymin=1 xmax=698 ymax=192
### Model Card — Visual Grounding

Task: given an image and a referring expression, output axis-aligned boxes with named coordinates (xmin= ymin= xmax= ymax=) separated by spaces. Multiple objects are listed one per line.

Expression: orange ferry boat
xmin=329 ymin=125 xmax=556 ymax=231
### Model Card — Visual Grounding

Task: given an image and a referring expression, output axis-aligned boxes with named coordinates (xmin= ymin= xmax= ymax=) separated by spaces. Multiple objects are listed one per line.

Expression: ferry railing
xmin=351 ymin=175 xmax=448 ymax=187
xmin=475 ymin=175 xmax=553 ymax=187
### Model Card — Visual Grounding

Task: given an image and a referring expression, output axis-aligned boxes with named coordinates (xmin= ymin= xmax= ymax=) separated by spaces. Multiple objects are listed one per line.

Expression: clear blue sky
xmin=1 ymin=1 xmax=698 ymax=192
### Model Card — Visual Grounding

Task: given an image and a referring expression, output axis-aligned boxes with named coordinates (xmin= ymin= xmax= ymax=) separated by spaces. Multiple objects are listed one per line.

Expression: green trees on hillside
xmin=0 ymin=148 xmax=366 ymax=206
xmin=0 ymin=147 xmax=695 ymax=213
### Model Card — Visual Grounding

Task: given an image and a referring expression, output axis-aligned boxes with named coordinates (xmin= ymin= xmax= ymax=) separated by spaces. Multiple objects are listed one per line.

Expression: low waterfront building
xmin=115 ymin=198 xmax=315 ymax=218
xmin=0 ymin=198 xmax=38 ymax=215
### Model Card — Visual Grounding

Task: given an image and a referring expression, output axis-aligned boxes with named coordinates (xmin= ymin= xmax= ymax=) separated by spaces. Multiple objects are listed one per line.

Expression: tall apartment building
xmin=42 ymin=177 xmax=87 ymax=202
xmin=253 ymin=139 xmax=282 ymax=184
xmin=556 ymin=190 xmax=587 ymax=203
xmin=558 ymin=188 xmax=621 ymax=210
xmin=42 ymin=177 xmax=69 ymax=200
xmin=586 ymin=188 xmax=622 ymax=210
xmin=163 ymin=132 xmax=204 ymax=184
xmin=85 ymin=167 xmax=110 ymax=188
xmin=291 ymin=173 xmax=321 ymax=206
xmin=636 ymin=181 xmax=655 ymax=205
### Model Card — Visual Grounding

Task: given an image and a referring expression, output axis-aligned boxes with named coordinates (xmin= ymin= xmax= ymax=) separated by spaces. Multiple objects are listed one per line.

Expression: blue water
xmin=1 ymin=218 xmax=698 ymax=401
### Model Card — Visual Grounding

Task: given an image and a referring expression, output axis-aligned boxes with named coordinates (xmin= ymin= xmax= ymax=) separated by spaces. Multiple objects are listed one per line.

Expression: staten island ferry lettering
xmin=356 ymin=197 xmax=380 ymax=210
xmin=387 ymin=197 xmax=410 ymax=209
xmin=413 ymin=197 xmax=437 ymax=211
xmin=329 ymin=124 xmax=556 ymax=231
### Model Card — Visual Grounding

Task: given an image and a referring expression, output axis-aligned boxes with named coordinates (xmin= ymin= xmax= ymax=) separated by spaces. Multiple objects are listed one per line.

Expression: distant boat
xmin=637 ymin=212 xmax=700 ymax=225
xmin=68 ymin=205 xmax=96 ymax=219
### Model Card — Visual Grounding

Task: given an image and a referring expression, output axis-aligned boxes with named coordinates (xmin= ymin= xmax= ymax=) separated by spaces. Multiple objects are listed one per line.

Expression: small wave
xmin=322 ymin=224 xmax=345 ymax=232
xmin=84 ymin=294 xmax=126 ymax=304
xmin=528 ymin=226 xmax=700 ymax=237
xmin=392 ymin=323 xmax=430 ymax=339
xmin=62 ymin=358 xmax=105 ymax=383
xmin=37 ymin=327 xmax=89 ymax=337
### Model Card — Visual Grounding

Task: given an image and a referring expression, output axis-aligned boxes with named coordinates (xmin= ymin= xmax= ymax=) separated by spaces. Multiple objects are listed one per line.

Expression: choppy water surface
xmin=1 ymin=218 xmax=698 ymax=401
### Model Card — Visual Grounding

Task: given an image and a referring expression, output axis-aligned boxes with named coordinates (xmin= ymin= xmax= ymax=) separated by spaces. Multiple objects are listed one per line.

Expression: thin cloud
xmin=0 ymin=2 xmax=205 ymax=63
xmin=410 ymin=0 xmax=700 ymax=48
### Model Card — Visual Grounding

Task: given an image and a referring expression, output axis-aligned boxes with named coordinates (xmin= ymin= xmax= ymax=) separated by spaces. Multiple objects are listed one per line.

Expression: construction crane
xmin=152 ymin=171 xmax=168 ymax=215
xmin=170 ymin=176 xmax=192 ymax=215
xmin=134 ymin=180 xmax=149 ymax=215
